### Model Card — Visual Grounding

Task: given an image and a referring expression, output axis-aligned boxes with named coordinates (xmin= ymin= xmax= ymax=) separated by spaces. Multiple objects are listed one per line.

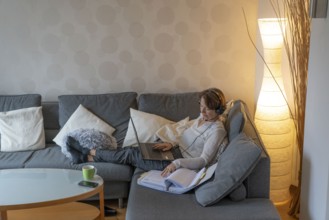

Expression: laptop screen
xmin=130 ymin=117 xmax=141 ymax=147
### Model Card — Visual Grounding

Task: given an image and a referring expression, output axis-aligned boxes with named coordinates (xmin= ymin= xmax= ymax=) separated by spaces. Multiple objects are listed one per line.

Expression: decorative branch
xmin=270 ymin=0 xmax=311 ymax=217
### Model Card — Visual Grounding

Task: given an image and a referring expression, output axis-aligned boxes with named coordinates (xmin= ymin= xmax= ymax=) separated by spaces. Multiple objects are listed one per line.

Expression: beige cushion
xmin=155 ymin=117 xmax=191 ymax=145
xmin=123 ymin=108 xmax=173 ymax=147
xmin=53 ymin=104 xmax=115 ymax=148
xmin=0 ymin=107 xmax=45 ymax=152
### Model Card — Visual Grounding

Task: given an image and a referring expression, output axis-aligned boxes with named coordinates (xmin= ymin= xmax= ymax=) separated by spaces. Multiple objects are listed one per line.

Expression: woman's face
xmin=200 ymin=97 xmax=218 ymax=121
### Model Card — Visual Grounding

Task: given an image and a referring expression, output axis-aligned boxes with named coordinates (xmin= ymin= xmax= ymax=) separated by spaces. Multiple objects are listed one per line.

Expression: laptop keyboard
xmin=171 ymin=147 xmax=183 ymax=159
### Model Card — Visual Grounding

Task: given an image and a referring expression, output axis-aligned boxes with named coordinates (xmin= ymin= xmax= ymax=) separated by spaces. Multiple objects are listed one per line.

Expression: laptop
xmin=130 ymin=118 xmax=183 ymax=161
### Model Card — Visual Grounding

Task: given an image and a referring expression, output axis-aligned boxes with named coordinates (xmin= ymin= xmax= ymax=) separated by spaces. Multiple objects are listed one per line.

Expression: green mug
xmin=82 ymin=165 xmax=97 ymax=180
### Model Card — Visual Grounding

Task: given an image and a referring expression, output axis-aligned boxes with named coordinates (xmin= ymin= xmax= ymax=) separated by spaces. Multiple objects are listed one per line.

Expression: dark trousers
xmin=94 ymin=147 xmax=171 ymax=171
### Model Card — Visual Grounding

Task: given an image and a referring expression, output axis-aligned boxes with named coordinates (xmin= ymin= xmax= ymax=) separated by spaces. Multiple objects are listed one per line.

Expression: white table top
xmin=0 ymin=168 xmax=103 ymax=209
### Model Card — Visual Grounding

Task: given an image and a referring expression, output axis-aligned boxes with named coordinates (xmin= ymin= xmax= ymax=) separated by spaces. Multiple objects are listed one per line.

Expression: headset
xmin=207 ymin=88 xmax=226 ymax=115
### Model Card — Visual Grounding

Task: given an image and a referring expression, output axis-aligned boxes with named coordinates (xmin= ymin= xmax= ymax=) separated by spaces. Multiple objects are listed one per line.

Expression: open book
xmin=137 ymin=163 xmax=217 ymax=194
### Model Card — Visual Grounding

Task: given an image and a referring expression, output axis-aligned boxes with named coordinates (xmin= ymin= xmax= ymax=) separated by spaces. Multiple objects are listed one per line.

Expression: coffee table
xmin=0 ymin=168 xmax=105 ymax=220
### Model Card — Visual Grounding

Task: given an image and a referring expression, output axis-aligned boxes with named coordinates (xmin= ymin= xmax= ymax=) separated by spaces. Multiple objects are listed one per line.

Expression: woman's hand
xmin=153 ymin=142 xmax=173 ymax=151
xmin=161 ymin=163 xmax=176 ymax=177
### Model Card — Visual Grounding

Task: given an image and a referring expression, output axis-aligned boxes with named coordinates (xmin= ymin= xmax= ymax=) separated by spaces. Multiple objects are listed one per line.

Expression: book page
xmin=188 ymin=167 xmax=207 ymax=187
xmin=140 ymin=170 xmax=167 ymax=189
xmin=189 ymin=163 xmax=217 ymax=187
xmin=138 ymin=163 xmax=218 ymax=194
xmin=165 ymin=168 xmax=197 ymax=188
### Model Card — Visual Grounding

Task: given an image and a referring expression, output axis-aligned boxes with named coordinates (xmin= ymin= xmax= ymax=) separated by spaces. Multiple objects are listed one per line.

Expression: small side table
xmin=0 ymin=168 xmax=105 ymax=220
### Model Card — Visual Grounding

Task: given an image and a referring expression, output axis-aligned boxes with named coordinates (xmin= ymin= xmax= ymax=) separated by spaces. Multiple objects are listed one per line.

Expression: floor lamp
xmin=255 ymin=18 xmax=292 ymax=204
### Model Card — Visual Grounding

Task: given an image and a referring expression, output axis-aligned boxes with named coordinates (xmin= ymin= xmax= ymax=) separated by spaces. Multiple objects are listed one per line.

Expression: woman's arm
xmin=172 ymin=157 xmax=206 ymax=170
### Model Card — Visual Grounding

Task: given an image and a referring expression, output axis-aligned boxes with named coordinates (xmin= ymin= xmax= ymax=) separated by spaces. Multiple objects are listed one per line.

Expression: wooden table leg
xmin=1 ymin=210 xmax=8 ymax=220
xmin=99 ymin=185 xmax=105 ymax=220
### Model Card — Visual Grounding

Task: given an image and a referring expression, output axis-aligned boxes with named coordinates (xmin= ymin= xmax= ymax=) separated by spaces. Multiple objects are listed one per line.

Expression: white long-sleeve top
xmin=172 ymin=115 xmax=227 ymax=170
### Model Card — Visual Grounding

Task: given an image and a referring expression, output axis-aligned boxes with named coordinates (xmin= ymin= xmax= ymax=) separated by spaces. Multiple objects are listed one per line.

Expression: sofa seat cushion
xmin=78 ymin=162 xmax=133 ymax=182
xmin=0 ymin=151 xmax=34 ymax=169
xmin=24 ymin=145 xmax=133 ymax=182
xmin=23 ymin=145 xmax=79 ymax=169
xmin=126 ymin=168 xmax=280 ymax=220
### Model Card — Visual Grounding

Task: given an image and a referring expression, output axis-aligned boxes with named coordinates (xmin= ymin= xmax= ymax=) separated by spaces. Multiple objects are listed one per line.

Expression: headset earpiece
xmin=216 ymin=105 xmax=225 ymax=115
xmin=209 ymin=89 xmax=225 ymax=115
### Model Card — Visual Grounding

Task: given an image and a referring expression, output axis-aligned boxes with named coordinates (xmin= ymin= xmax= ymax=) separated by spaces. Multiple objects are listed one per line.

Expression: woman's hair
xmin=199 ymin=88 xmax=226 ymax=114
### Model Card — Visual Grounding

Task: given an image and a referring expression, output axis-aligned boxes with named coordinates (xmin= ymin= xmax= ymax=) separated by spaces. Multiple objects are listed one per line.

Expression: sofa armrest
xmin=245 ymin=153 xmax=270 ymax=198
xmin=239 ymin=100 xmax=270 ymax=199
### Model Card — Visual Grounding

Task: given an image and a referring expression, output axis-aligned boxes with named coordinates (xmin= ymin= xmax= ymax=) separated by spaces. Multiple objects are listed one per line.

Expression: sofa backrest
xmin=42 ymin=102 xmax=60 ymax=144
xmin=0 ymin=94 xmax=41 ymax=112
xmin=42 ymin=92 xmax=138 ymax=146
xmin=138 ymin=92 xmax=200 ymax=121
xmin=42 ymin=92 xmax=200 ymax=145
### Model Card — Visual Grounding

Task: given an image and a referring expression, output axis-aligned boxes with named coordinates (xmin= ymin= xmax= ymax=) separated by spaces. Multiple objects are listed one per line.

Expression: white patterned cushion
xmin=0 ymin=107 xmax=45 ymax=152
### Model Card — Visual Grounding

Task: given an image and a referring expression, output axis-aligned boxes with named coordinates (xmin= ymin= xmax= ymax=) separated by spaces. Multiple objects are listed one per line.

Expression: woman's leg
xmin=93 ymin=147 xmax=171 ymax=171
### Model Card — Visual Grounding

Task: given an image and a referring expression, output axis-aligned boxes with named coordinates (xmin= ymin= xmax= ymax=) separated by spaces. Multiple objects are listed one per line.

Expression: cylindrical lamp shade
xmin=255 ymin=18 xmax=292 ymax=204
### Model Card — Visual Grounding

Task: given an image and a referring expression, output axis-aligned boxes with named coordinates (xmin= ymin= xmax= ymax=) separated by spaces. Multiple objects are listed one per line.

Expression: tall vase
xmin=255 ymin=18 xmax=292 ymax=204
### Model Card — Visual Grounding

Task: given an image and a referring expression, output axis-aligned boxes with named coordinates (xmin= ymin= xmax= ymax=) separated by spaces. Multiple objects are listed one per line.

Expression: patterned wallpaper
xmin=0 ymin=0 xmax=258 ymax=111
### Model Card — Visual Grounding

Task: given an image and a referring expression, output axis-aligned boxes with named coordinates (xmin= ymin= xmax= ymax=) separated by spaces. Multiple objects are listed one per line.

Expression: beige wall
xmin=0 ymin=0 xmax=258 ymax=112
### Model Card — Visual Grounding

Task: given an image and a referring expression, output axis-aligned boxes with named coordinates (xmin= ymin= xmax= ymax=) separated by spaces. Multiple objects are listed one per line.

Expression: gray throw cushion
xmin=58 ymin=92 xmax=137 ymax=146
xmin=195 ymin=132 xmax=261 ymax=207
xmin=228 ymin=184 xmax=247 ymax=201
xmin=138 ymin=92 xmax=200 ymax=121
xmin=225 ymin=100 xmax=245 ymax=142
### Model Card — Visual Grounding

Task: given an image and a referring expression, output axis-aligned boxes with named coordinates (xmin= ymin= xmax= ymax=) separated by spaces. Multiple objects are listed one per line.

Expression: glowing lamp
xmin=255 ymin=18 xmax=292 ymax=204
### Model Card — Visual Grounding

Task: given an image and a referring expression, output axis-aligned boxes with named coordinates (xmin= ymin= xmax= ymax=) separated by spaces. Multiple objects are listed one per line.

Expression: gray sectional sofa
xmin=0 ymin=92 xmax=281 ymax=219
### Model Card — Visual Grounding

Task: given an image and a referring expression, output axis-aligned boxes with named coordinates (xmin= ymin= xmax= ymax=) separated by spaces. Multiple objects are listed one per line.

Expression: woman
xmin=67 ymin=88 xmax=227 ymax=176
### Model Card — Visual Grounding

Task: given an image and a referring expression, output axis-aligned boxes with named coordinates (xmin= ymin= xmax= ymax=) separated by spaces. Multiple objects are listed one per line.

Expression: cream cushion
xmin=123 ymin=108 xmax=173 ymax=147
xmin=155 ymin=117 xmax=191 ymax=145
xmin=0 ymin=107 xmax=45 ymax=152
xmin=53 ymin=104 xmax=115 ymax=148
